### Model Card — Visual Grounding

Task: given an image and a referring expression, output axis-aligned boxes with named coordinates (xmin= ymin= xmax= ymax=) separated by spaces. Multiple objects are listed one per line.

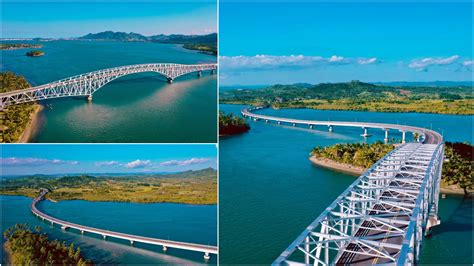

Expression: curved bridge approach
xmin=1 ymin=63 xmax=217 ymax=108
xmin=31 ymin=189 xmax=218 ymax=260
xmin=242 ymin=107 xmax=444 ymax=265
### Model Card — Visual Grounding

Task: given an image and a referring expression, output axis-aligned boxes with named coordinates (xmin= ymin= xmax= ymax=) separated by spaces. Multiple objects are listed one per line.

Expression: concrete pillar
xmin=167 ymin=78 xmax=173 ymax=84
xmin=328 ymin=125 xmax=333 ymax=132
xmin=163 ymin=246 xmax=168 ymax=252
xmin=204 ymin=252 xmax=210 ymax=260
xmin=361 ymin=127 xmax=369 ymax=137
xmin=384 ymin=129 xmax=389 ymax=143
xmin=402 ymin=131 xmax=406 ymax=144
xmin=130 ymin=240 xmax=134 ymax=245
xmin=309 ymin=124 xmax=313 ymax=129
xmin=292 ymin=123 xmax=296 ymax=127
xmin=198 ymin=70 xmax=202 ymax=77
xmin=81 ymin=230 xmax=84 ymax=234
xmin=277 ymin=121 xmax=281 ymax=125
xmin=211 ymin=69 xmax=214 ymax=75
xmin=265 ymin=119 xmax=268 ymax=123
xmin=102 ymin=235 xmax=106 ymax=240
xmin=87 ymin=95 xmax=93 ymax=101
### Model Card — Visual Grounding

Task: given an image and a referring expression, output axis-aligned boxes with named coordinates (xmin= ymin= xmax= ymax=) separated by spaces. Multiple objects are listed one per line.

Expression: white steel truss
xmin=0 ymin=63 xmax=217 ymax=108
xmin=273 ymin=142 xmax=444 ymax=266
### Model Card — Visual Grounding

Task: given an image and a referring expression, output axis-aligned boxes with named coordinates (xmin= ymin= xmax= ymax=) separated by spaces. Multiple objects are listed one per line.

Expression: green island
xmin=3 ymin=224 xmax=91 ymax=265
xmin=311 ymin=141 xmax=473 ymax=195
xmin=220 ymin=80 xmax=474 ymax=115
xmin=0 ymin=43 xmax=42 ymax=50
xmin=26 ymin=50 xmax=45 ymax=57
xmin=0 ymin=72 xmax=41 ymax=143
xmin=219 ymin=111 xmax=250 ymax=136
xmin=0 ymin=168 xmax=217 ymax=204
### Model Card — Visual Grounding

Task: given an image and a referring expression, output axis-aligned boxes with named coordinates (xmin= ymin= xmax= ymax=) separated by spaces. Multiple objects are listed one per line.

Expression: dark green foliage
xmin=312 ymin=141 xmax=395 ymax=168
xmin=25 ymin=50 xmax=44 ymax=57
xmin=443 ymin=142 xmax=473 ymax=194
xmin=219 ymin=111 xmax=250 ymax=135
xmin=0 ymin=43 xmax=42 ymax=50
xmin=3 ymin=224 xmax=92 ymax=265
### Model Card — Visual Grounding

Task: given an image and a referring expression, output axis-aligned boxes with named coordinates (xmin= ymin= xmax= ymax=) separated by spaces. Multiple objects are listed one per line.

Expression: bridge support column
xmin=204 ymin=252 xmax=210 ymax=260
xmin=292 ymin=123 xmax=296 ymax=127
xmin=198 ymin=70 xmax=202 ymax=77
xmin=277 ymin=121 xmax=281 ymax=125
xmin=361 ymin=127 xmax=371 ymax=137
xmin=265 ymin=119 xmax=269 ymax=123
xmin=102 ymin=235 xmax=106 ymax=240
xmin=211 ymin=69 xmax=215 ymax=74
xmin=167 ymin=78 xmax=174 ymax=84
xmin=384 ymin=129 xmax=389 ymax=143
xmin=328 ymin=125 xmax=333 ymax=132
xmin=162 ymin=246 xmax=167 ymax=252
xmin=401 ymin=131 xmax=406 ymax=144
xmin=130 ymin=240 xmax=134 ymax=245
xmin=81 ymin=230 xmax=84 ymax=234
xmin=309 ymin=124 xmax=313 ymax=129
xmin=61 ymin=225 xmax=68 ymax=230
xmin=87 ymin=95 xmax=93 ymax=101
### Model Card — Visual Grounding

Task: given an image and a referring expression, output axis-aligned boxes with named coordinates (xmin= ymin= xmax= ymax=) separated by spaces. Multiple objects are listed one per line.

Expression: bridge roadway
xmin=31 ymin=189 xmax=218 ymax=259
xmin=241 ymin=107 xmax=444 ymax=265
xmin=1 ymin=63 xmax=217 ymax=108
xmin=241 ymin=107 xmax=442 ymax=145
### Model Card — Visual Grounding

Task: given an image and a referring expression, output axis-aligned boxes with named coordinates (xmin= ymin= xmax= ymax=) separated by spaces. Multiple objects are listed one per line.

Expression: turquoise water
xmin=1 ymin=40 xmax=217 ymax=143
xmin=1 ymin=196 xmax=217 ymax=264
xmin=219 ymin=104 xmax=473 ymax=264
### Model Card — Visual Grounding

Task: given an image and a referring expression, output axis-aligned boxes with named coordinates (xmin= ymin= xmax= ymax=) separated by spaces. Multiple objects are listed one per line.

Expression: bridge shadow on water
xmin=430 ymin=196 xmax=473 ymax=236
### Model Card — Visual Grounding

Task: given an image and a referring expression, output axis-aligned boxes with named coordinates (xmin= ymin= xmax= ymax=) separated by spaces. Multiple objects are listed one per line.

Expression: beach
xmin=309 ymin=155 xmax=467 ymax=195
xmin=18 ymin=104 xmax=43 ymax=143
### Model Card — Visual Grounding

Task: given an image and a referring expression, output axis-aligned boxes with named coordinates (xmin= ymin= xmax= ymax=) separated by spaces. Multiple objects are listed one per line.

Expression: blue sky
xmin=220 ymin=1 xmax=473 ymax=85
xmin=1 ymin=144 xmax=217 ymax=176
xmin=2 ymin=1 xmax=216 ymax=38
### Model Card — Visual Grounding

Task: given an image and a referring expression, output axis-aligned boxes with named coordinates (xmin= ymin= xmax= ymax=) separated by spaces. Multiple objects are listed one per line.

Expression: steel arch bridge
xmin=0 ymin=63 xmax=217 ymax=108
xmin=242 ymin=107 xmax=444 ymax=265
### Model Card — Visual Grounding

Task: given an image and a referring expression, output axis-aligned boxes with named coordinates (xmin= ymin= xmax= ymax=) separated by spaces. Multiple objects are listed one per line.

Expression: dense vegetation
xmin=312 ymin=141 xmax=395 ymax=168
xmin=219 ymin=111 xmax=250 ymax=136
xmin=442 ymin=142 xmax=473 ymax=194
xmin=3 ymin=224 xmax=91 ymax=265
xmin=312 ymin=141 xmax=473 ymax=194
xmin=1 ymin=43 xmax=42 ymax=50
xmin=1 ymin=168 xmax=217 ymax=204
xmin=0 ymin=72 xmax=38 ymax=143
xmin=220 ymin=81 xmax=474 ymax=115
xmin=26 ymin=50 xmax=45 ymax=57
xmin=79 ymin=31 xmax=217 ymax=55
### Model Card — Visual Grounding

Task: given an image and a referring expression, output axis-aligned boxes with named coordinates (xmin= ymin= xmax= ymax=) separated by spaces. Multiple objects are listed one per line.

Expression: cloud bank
xmin=95 ymin=161 xmax=119 ymax=167
xmin=160 ymin=157 xmax=211 ymax=167
xmin=408 ymin=55 xmax=460 ymax=71
xmin=124 ymin=159 xmax=151 ymax=169
xmin=1 ymin=157 xmax=79 ymax=166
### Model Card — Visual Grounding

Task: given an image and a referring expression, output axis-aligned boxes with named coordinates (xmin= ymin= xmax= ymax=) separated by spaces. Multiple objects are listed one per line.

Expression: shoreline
xmin=18 ymin=104 xmax=43 ymax=143
xmin=309 ymin=155 xmax=467 ymax=195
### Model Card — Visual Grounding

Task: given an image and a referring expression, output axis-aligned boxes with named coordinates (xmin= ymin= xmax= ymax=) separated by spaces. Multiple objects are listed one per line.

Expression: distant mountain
xmin=79 ymin=31 xmax=148 ymax=41
xmin=375 ymin=81 xmax=473 ymax=87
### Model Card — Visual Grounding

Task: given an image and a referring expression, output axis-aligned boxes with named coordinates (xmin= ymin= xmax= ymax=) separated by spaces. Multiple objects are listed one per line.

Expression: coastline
xmin=309 ymin=155 xmax=467 ymax=195
xmin=3 ymin=242 xmax=12 ymax=265
xmin=18 ymin=104 xmax=43 ymax=143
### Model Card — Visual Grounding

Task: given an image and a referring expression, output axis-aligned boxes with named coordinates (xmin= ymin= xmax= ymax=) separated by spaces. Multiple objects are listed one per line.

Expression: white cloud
xmin=408 ymin=55 xmax=460 ymax=71
xmin=219 ymin=54 xmax=377 ymax=70
xmin=357 ymin=57 xmax=377 ymax=65
xmin=95 ymin=161 xmax=118 ymax=167
xmin=463 ymin=60 xmax=473 ymax=66
xmin=1 ymin=157 xmax=79 ymax=166
xmin=124 ymin=159 xmax=151 ymax=169
xmin=160 ymin=157 xmax=210 ymax=167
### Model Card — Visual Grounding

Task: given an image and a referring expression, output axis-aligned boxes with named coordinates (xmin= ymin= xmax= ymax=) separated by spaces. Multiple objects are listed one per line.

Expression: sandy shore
xmin=18 ymin=104 xmax=43 ymax=143
xmin=309 ymin=155 xmax=467 ymax=195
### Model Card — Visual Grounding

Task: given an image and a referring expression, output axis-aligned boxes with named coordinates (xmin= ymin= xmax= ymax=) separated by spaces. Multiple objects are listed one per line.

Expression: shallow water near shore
xmin=1 ymin=195 xmax=217 ymax=264
xmin=1 ymin=40 xmax=217 ymax=143
xmin=219 ymin=104 xmax=473 ymax=264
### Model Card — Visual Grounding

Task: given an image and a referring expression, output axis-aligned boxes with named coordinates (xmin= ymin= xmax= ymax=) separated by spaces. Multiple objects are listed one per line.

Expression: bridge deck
xmin=31 ymin=190 xmax=217 ymax=256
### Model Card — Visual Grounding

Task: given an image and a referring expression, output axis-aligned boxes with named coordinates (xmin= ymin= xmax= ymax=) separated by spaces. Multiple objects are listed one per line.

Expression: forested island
xmin=311 ymin=141 xmax=473 ymax=195
xmin=0 ymin=168 xmax=217 ymax=204
xmin=1 ymin=43 xmax=42 ymax=50
xmin=219 ymin=111 xmax=250 ymax=136
xmin=0 ymin=72 xmax=41 ymax=143
xmin=79 ymin=31 xmax=217 ymax=55
xmin=220 ymin=81 xmax=474 ymax=115
xmin=3 ymin=224 xmax=91 ymax=265
xmin=26 ymin=50 xmax=45 ymax=57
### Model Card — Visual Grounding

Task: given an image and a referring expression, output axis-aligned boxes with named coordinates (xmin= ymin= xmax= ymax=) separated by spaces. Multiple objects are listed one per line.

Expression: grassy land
xmin=219 ymin=111 xmax=250 ymax=136
xmin=311 ymin=142 xmax=473 ymax=195
xmin=220 ymin=81 xmax=474 ymax=115
xmin=0 ymin=72 xmax=38 ymax=143
xmin=1 ymin=43 xmax=42 ymax=50
xmin=1 ymin=168 xmax=217 ymax=204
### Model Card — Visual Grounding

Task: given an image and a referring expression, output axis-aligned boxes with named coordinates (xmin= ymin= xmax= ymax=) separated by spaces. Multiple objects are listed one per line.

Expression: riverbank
xmin=18 ymin=104 xmax=43 ymax=143
xmin=309 ymin=155 xmax=467 ymax=195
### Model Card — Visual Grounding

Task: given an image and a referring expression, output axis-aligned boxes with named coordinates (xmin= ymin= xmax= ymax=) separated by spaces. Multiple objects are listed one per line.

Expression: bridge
xmin=1 ymin=63 xmax=217 ymax=108
xmin=242 ymin=107 xmax=444 ymax=265
xmin=31 ymin=189 xmax=218 ymax=260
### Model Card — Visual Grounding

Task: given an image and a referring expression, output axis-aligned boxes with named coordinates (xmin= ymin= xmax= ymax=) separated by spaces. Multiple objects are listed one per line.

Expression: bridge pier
xmin=361 ymin=127 xmax=371 ymax=137
xmin=86 ymin=95 xmax=93 ymax=101
xmin=328 ymin=125 xmax=333 ymax=132
xmin=163 ymin=246 xmax=168 ymax=252
xmin=292 ymin=123 xmax=296 ymax=127
xmin=61 ymin=225 xmax=68 ymax=230
xmin=401 ymin=130 xmax=406 ymax=143
xmin=102 ymin=235 xmax=107 ymax=240
xmin=198 ymin=71 xmax=202 ymax=77
xmin=204 ymin=252 xmax=210 ymax=260
xmin=81 ymin=230 xmax=84 ymax=234
xmin=130 ymin=240 xmax=134 ymax=245
xmin=384 ymin=129 xmax=389 ymax=143
xmin=211 ymin=69 xmax=215 ymax=74
xmin=309 ymin=124 xmax=313 ymax=129
xmin=167 ymin=78 xmax=174 ymax=84
xmin=277 ymin=121 xmax=281 ymax=125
